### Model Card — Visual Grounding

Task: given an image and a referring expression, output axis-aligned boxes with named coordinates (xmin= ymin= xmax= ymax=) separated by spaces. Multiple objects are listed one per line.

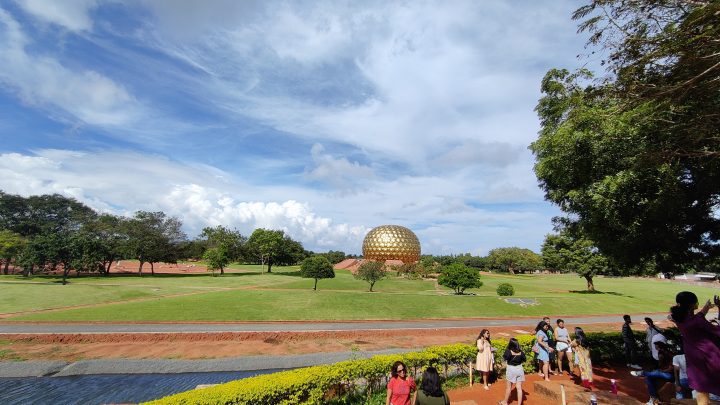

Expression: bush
xmin=496 ymin=283 xmax=515 ymax=296
xmin=437 ymin=263 xmax=482 ymax=294
xmin=146 ymin=330 xmax=676 ymax=404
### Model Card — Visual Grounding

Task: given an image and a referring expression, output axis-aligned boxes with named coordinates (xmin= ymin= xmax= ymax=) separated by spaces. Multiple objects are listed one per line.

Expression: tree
xmin=299 ymin=255 xmax=335 ymax=290
xmin=0 ymin=230 xmax=26 ymax=274
xmin=541 ymin=230 xmax=612 ymax=291
xmin=315 ymin=250 xmax=346 ymax=265
xmin=203 ymin=247 xmax=226 ymax=277
xmin=200 ymin=226 xmax=246 ymax=275
xmin=246 ymin=229 xmax=306 ymax=272
xmin=0 ymin=192 xmax=95 ymax=237
xmin=354 ymin=260 xmax=386 ymax=292
xmin=124 ymin=211 xmax=186 ymax=276
xmin=530 ymin=1 xmax=720 ymax=274
xmin=485 ymin=247 xmax=542 ymax=274
xmin=81 ymin=214 xmax=128 ymax=276
xmin=437 ymin=263 xmax=482 ymax=295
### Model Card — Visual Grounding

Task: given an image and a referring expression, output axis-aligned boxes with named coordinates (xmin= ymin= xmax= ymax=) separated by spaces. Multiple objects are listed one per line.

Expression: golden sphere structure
xmin=362 ymin=225 xmax=421 ymax=263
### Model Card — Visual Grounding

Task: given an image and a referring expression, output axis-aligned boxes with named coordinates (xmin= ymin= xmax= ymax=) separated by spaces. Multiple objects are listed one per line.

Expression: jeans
xmin=676 ymin=378 xmax=689 ymax=399
xmin=643 ymin=370 xmax=674 ymax=398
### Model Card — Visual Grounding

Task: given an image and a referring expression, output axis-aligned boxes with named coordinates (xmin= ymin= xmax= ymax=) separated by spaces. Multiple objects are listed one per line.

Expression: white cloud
xmin=0 ymin=149 xmax=559 ymax=254
xmin=0 ymin=8 xmax=138 ymax=126
xmin=15 ymin=0 xmax=98 ymax=31
xmin=304 ymin=144 xmax=375 ymax=191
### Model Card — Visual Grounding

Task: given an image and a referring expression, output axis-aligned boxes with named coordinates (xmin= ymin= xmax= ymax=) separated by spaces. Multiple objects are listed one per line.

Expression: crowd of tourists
xmin=383 ymin=291 xmax=720 ymax=405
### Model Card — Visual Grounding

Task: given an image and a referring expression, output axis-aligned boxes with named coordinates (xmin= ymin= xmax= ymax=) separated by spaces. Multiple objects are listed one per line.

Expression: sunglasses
xmin=397 ymin=368 xmax=406 ymax=373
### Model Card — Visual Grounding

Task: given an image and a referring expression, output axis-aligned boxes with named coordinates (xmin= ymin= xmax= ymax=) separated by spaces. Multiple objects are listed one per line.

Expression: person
xmin=622 ymin=314 xmax=642 ymax=369
xmin=670 ymin=292 xmax=720 ymax=405
xmin=571 ymin=327 xmax=593 ymax=389
xmin=387 ymin=360 xmax=417 ymax=405
xmin=413 ymin=367 xmax=449 ymax=405
xmin=645 ymin=317 xmax=666 ymax=364
xmin=499 ymin=337 xmax=526 ymax=405
xmin=476 ymin=329 xmax=494 ymax=390
xmin=555 ymin=319 xmax=573 ymax=375
xmin=673 ymin=352 xmax=690 ymax=400
xmin=630 ymin=341 xmax=675 ymax=405
xmin=543 ymin=316 xmax=558 ymax=374
xmin=534 ymin=321 xmax=554 ymax=381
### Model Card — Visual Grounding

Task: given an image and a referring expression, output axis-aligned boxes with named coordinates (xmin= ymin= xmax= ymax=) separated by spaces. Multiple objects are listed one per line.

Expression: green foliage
xmin=0 ymin=191 xmax=96 ymax=237
xmin=314 ymin=251 xmax=346 ymax=265
xmin=200 ymin=226 xmax=246 ymax=275
xmin=496 ymin=283 xmax=514 ymax=296
xmin=486 ymin=247 xmax=542 ymax=274
xmin=531 ymin=1 xmax=720 ymax=274
xmin=247 ymin=229 xmax=307 ymax=273
xmin=353 ymin=260 xmax=386 ymax=292
xmin=541 ymin=230 xmax=612 ymax=291
xmin=300 ymin=256 xmax=335 ymax=290
xmin=437 ymin=263 xmax=482 ymax=295
xmin=0 ymin=230 xmax=25 ymax=275
xmin=124 ymin=211 xmax=186 ymax=275
xmin=144 ymin=343 xmax=476 ymax=405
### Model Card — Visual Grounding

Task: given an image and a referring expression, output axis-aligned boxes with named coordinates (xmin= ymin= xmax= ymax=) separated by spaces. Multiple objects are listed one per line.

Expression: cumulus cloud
xmin=0 ymin=150 xmax=369 ymax=251
xmin=0 ymin=149 xmax=558 ymax=254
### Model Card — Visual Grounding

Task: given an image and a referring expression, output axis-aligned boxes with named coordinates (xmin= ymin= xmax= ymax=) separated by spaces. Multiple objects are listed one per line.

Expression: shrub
xmin=145 ymin=330 xmax=674 ymax=404
xmin=496 ymin=283 xmax=515 ymax=296
xmin=437 ymin=263 xmax=482 ymax=294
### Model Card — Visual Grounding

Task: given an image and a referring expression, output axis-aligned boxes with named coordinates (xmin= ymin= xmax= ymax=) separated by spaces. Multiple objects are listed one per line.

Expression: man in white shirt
xmin=673 ymin=353 xmax=690 ymax=399
xmin=650 ymin=332 xmax=667 ymax=362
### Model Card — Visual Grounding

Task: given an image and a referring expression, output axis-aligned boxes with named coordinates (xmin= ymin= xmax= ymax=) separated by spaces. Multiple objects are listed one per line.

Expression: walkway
xmin=0 ymin=313 xmax=665 ymax=334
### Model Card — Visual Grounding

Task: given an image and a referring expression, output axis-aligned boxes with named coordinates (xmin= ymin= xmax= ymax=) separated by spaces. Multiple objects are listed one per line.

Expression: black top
xmin=622 ymin=322 xmax=633 ymax=341
xmin=503 ymin=349 xmax=526 ymax=366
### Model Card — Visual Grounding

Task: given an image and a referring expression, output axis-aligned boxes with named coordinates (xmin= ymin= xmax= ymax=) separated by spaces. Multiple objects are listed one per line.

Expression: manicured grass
xmin=2 ymin=270 xmax=718 ymax=322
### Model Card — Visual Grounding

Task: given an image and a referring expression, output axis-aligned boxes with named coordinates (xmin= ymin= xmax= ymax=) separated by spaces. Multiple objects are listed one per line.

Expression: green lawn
xmin=1 ymin=269 xmax=717 ymax=321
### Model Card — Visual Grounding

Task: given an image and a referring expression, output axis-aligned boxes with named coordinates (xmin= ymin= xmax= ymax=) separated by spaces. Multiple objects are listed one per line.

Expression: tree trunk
xmin=138 ymin=261 xmax=144 ymax=276
xmin=313 ymin=278 xmax=318 ymax=290
xmin=3 ymin=259 xmax=9 ymax=275
xmin=584 ymin=274 xmax=595 ymax=291
xmin=267 ymin=258 xmax=272 ymax=273
xmin=369 ymin=281 xmax=375 ymax=292
xmin=220 ymin=266 xmax=224 ymax=275
xmin=105 ymin=260 xmax=112 ymax=276
xmin=508 ymin=265 xmax=515 ymax=275
xmin=150 ymin=262 xmax=154 ymax=276
xmin=62 ymin=266 xmax=69 ymax=285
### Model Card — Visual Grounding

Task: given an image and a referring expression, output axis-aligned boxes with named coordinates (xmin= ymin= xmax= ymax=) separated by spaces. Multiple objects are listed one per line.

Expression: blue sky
xmin=0 ymin=0 xmax=596 ymax=255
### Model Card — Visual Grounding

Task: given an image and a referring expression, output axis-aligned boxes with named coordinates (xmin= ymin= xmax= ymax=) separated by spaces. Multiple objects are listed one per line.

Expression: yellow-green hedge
xmin=144 ymin=343 xmax=477 ymax=405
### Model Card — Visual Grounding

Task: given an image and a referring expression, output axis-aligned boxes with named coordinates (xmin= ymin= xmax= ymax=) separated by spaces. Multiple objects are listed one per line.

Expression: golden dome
xmin=362 ymin=225 xmax=421 ymax=263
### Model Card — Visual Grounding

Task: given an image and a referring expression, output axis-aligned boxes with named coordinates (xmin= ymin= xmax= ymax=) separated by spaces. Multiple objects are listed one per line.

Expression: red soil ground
xmin=448 ymin=364 xmax=649 ymax=404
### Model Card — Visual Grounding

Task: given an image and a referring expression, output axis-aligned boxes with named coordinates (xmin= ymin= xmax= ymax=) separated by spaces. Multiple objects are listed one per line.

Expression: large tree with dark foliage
xmin=124 ymin=211 xmax=186 ymax=276
xmin=530 ymin=0 xmax=720 ymax=274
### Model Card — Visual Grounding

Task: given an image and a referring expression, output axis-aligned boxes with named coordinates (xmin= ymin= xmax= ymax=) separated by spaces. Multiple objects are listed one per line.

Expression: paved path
xmin=0 ymin=313 xmax=665 ymax=334
xmin=0 ymin=348 xmax=414 ymax=378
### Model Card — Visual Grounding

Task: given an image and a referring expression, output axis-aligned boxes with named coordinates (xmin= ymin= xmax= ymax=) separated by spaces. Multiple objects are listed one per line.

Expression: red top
xmin=387 ymin=376 xmax=416 ymax=405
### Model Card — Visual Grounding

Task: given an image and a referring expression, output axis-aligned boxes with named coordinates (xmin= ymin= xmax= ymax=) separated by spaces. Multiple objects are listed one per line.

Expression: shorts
xmin=506 ymin=364 xmax=525 ymax=383
xmin=556 ymin=342 xmax=571 ymax=352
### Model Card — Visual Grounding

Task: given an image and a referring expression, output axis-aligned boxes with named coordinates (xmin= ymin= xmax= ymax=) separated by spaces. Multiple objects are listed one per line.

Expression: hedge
xmin=145 ymin=329 xmax=675 ymax=404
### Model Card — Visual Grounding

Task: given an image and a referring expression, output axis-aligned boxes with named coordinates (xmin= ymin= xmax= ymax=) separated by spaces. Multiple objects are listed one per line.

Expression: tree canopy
xmin=541 ymin=230 xmax=612 ymax=291
xmin=485 ymin=247 xmax=542 ymax=274
xmin=354 ymin=260 xmax=386 ymax=292
xmin=200 ymin=226 xmax=246 ymax=275
xmin=300 ymin=255 xmax=335 ymax=290
xmin=437 ymin=263 xmax=482 ymax=295
xmin=531 ymin=0 xmax=720 ymax=274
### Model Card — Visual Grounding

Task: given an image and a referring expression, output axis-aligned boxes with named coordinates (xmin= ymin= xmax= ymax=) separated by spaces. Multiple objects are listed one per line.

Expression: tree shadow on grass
xmin=569 ymin=290 xmax=634 ymax=298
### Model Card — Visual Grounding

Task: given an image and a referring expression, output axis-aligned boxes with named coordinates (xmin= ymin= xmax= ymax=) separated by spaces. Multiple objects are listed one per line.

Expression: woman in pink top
xmin=670 ymin=292 xmax=720 ymax=405
xmin=386 ymin=360 xmax=417 ymax=405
